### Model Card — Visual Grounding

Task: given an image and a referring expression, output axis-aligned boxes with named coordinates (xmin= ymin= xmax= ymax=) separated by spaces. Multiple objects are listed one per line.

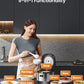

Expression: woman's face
xmin=24 ymin=24 xmax=36 ymax=36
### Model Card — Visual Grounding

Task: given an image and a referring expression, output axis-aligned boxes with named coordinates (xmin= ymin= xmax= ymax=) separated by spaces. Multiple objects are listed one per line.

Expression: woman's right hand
xmin=20 ymin=51 xmax=29 ymax=57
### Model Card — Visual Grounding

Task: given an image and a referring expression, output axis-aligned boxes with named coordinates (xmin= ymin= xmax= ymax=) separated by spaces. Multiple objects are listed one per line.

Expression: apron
xmin=17 ymin=56 xmax=41 ymax=79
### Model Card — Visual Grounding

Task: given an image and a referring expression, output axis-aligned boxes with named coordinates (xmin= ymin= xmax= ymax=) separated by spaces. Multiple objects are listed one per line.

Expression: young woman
xmin=8 ymin=19 xmax=42 ymax=79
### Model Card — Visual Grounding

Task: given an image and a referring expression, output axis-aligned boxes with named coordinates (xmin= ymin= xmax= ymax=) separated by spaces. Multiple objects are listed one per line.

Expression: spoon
xmin=29 ymin=52 xmax=39 ymax=58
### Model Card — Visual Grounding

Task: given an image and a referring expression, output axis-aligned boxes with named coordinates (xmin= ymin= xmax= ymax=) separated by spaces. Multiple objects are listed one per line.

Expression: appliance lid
xmin=42 ymin=53 xmax=56 ymax=67
xmin=44 ymin=56 xmax=54 ymax=65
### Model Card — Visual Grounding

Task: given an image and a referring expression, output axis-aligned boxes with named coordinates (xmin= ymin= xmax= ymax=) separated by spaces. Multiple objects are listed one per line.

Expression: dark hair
xmin=21 ymin=19 xmax=38 ymax=38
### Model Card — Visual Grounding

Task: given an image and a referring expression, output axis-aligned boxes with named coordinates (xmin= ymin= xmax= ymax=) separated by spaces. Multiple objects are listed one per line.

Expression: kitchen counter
xmin=56 ymin=61 xmax=84 ymax=66
xmin=0 ymin=78 xmax=38 ymax=84
xmin=0 ymin=61 xmax=84 ymax=66
xmin=0 ymin=62 xmax=18 ymax=66
xmin=0 ymin=79 xmax=18 ymax=81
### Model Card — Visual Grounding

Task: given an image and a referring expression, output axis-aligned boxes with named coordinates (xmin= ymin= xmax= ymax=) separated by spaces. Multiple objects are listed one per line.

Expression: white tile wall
xmin=0 ymin=38 xmax=84 ymax=61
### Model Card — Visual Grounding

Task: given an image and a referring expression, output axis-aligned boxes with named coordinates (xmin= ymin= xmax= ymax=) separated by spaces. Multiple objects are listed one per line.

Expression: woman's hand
xmin=20 ymin=51 xmax=29 ymax=57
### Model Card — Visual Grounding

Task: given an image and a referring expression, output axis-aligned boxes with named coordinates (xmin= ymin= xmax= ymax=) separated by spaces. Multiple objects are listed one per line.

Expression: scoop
xmin=29 ymin=52 xmax=39 ymax=58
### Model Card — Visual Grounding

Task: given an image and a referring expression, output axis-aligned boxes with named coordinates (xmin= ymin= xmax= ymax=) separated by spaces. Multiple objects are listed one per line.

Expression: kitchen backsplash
xmin=0 ymin=34 xmax=84 ymax=61
xmin=0 ymin=38 xmax=18 ymax=61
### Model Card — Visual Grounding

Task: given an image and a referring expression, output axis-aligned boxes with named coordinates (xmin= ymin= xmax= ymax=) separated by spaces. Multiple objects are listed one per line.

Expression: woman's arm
xmin=8 ymin=42 xmax=29 ymax=63
xmin=8 ymin=42 xmax=21 ymax=63
xmin=36 ymin=43 xmax=42 ymax=60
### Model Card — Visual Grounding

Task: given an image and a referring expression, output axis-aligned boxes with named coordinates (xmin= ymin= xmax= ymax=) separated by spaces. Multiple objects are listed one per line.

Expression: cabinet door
xmin=0 ymin=66 xmax=17 ymax=78
xmin=39 ymin=4 xmax=59 ymax=34
xmin=59 ymin=0 xmax=80 ymax=34
xmin=14 ymin=0 xmax=40 ymax=34
xmin=80 ymin=0 xmax=84 ymax=34
xmin=0 ymin=0 xmax=13 ymax=20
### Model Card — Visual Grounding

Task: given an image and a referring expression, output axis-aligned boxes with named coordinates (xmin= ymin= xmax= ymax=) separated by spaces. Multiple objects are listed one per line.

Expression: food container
xmin=20 ymin=75 xmax=34 ymax=80
xmin=59 ymin=80 xmax=73 ymax=84
xmin=59 ymin=77 xmax=73 ymax=84
xmin=1 ymin=81 xmax=18 ymax=84
xmin=50 ymin=81 xmax=61 ymax=84
xmin=74 ymin=80 xmax=84 ymax=84
xmin=60 ymin=77 xmax=71 ymax=80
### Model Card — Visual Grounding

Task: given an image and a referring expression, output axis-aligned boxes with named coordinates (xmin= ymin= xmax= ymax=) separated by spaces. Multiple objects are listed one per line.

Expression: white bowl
xmin=33 ymin=59 xmax=41 ymax=64
xmin=1 ymin=81 xmax=18 ymax=84
xmin=20 ymin=75 xmax=34 ymax=80
xmin=74 ymin=80 xmax=84 ymax=84
xmin=59 ymin=80 xmax=72 ymax=83
xmin=59 ymin=77 xmax=72 ymax=83
xmin=50 ymin=81 xmax=59 ymax=84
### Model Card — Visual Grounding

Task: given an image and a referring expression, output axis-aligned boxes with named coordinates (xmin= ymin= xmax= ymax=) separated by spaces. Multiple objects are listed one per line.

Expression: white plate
xmin=1 ymin=81 xmax=18 ymax=84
